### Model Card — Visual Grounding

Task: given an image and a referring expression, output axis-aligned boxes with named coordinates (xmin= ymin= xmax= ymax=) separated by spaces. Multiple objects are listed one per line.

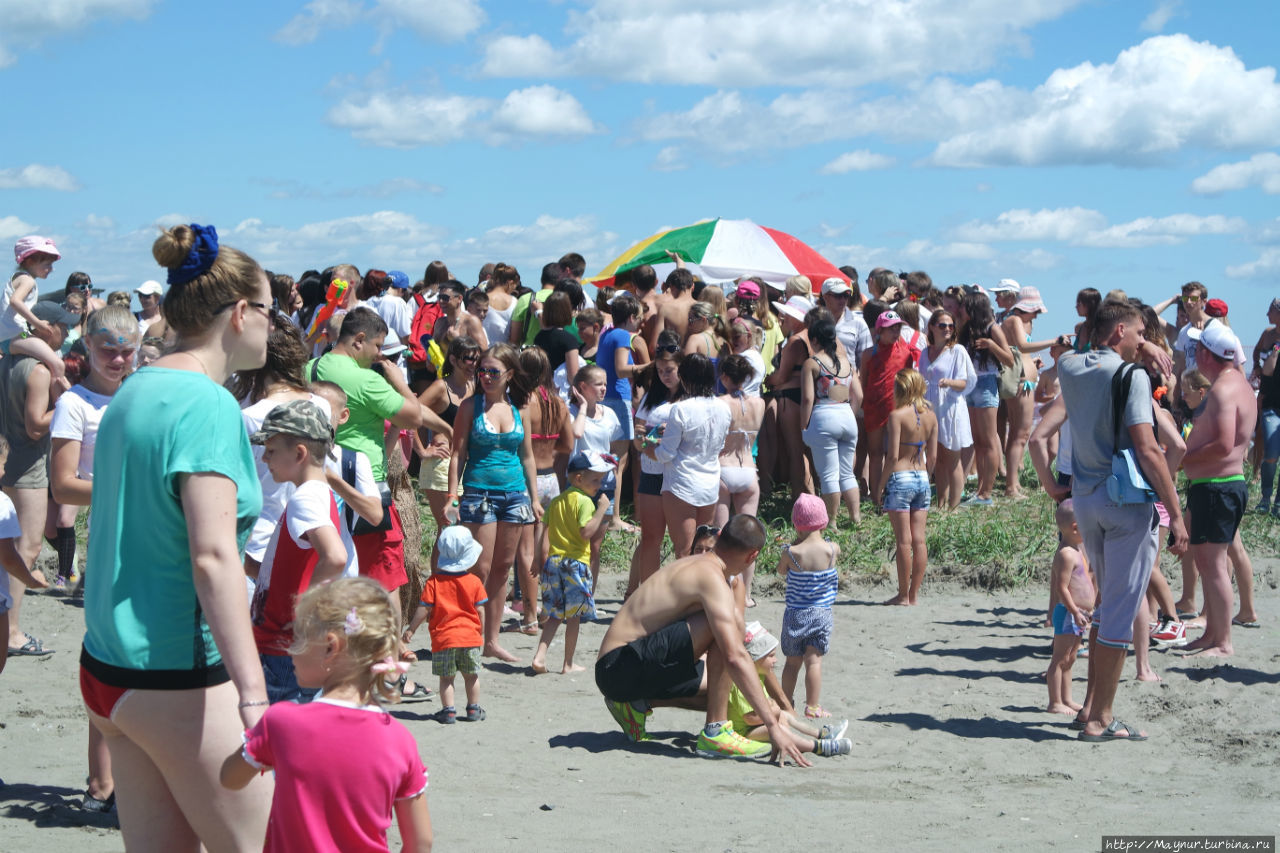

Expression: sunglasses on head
xmin=694 ymin=524 xmax=720 ymax=539
xmin=657 ymin=343 xmax=680 ymax=354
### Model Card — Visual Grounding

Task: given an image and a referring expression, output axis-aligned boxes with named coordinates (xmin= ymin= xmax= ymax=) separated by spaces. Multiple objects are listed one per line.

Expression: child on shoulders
xmin=1047 ymin=499 xmax=1094 ymax=715
xmin=222 ymin=577 xmax=433 ymax=853
xmin=249 ymin=400 xmax=349 ymax=704
xmin=531 ymin=451 xmax=612 ymax=675
xmin=778 ymin=494 xmax=841 ymax=720
xmin=403 ymin=526 xmax=488 ymax=724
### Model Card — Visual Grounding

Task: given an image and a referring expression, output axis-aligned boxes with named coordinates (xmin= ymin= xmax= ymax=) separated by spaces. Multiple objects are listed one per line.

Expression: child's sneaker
xmin=804 ymin=704 xmax=832 ymax=719
xmin=1150 ymin=619 xmax=1187 ymax=648
xmin=434 ymin=706 xmax=457 ymax=724
xmin=604 ymin=698 xmax=651 ymax=742
xmin=463 ymin=703 xmax=486 ymax=722
xmin=81 ymin=790 xmax=115 ymax=813
xmin=696 ymin=722 xmax=770 ymax=760
xmin=818 ymin=718 xmax=849 ymax=740
xmin=815 ymin=737 xmax=853 ymax=757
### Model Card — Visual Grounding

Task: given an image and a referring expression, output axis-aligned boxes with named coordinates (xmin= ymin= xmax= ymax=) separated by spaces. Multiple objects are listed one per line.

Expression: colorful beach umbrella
xmin=588 ymin=218 xmax=849 ymax=294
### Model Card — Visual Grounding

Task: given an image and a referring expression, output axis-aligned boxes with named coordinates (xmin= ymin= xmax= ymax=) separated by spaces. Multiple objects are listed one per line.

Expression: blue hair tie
xmin=167 ymin=223 xmax=219 ymax=285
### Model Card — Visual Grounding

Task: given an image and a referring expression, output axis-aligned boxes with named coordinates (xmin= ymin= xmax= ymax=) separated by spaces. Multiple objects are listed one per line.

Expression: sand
xmin=1 ymin=562 xmax=1276 ymax=852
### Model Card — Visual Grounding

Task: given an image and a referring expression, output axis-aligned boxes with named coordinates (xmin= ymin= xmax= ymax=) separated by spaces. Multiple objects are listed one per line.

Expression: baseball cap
xmin=436 ymin=526 xmax=484 ymax=575
xmin=1187 ymin=322 xmax=1237 ymax=360
xmin=990 ymin=278 xmax=1020 ymax=294
xmin=735 ymin=280 xmax=761 ymax=300
xmin=387 ymin=270 xmax=410 ymax=290
xmin=33 ymin=300 xmax=81 ymax=327
xmin=14 ymin=236 xmax=60 ymax=265
xmin=135 ymin=281 xmax=164 ymax=296
xmin=568 ymin=451 xmax=616 ymax=473
xmin=1204 ymin=298 xmax=1228 ymax=318
xmin=249 ymin=400 xmax=334 ymax=445
xmin=821 ymin=277 xmax=851 ymax=296
xmin=875 ymin=310 xmax=906 ymax=329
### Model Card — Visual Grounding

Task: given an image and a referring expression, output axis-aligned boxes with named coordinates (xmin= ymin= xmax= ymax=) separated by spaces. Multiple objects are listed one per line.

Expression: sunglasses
xmin=460 ymin=354 xmax=480 ymax=363
xmin=694 ymin=524 xmax=720 ymax=539
xmin=933 ymin=322 xmax=955 ymax=329
xmin=1183 ymin=294 xmax=1203 ymax=304
xmin=657 ymin=344 xmax=681 ymax=355
xmin=477 ymin=367 xmax=506 ymax=378
xmin=214 ymin=298 xmax=277 ymax=317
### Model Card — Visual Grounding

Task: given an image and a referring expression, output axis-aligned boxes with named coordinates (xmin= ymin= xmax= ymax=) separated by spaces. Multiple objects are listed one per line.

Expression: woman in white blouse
xmin=645 ymin=352 xmax=730 ymax=557
xmin=916 ymin=309 xmax=976 ymax=509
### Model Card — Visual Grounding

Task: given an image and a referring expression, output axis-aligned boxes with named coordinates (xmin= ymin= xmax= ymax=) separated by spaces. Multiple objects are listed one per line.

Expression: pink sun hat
xmin=14 ymin=236 xmax=60 ymax=265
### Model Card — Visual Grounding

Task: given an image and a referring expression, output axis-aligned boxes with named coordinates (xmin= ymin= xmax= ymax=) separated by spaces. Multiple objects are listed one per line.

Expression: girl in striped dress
xmin=777 ymin=493 xmax=841 ymax=720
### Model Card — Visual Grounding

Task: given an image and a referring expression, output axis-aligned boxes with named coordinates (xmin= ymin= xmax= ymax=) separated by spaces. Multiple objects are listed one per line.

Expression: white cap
xmin=990 ymin=278 xmax=1020 ymax=294
xmin=135 ymin=280 xmax=164 ymax=296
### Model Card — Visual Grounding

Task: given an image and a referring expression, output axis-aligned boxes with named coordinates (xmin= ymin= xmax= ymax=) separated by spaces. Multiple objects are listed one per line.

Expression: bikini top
xmin=812 ymin=354 xmax=852 ymax=403
xmin=439 ymin=382 xmax=462 ymax=430
xmin=725 ymin=391 xmax=759 ymax=443
xmin=902 ymin=408 xmax=925 ymax=461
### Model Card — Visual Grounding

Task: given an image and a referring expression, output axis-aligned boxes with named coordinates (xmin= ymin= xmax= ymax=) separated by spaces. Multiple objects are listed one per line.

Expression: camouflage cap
xmin=250 ymin=399 xmax=333 ymax=445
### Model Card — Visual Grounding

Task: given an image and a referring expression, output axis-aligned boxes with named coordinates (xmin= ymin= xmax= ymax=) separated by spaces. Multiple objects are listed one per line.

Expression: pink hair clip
xmin=371 ymin=657 xmax=410 ymax=675
xmin=343 ymin=607 xmax=363 ymax=635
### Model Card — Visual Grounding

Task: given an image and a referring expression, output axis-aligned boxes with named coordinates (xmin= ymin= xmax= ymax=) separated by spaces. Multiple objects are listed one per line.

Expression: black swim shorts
xmin=1187 ymin=478 xmax=1247 ymax=545
xmin=595 ymin=620 xmax=704 ymax=703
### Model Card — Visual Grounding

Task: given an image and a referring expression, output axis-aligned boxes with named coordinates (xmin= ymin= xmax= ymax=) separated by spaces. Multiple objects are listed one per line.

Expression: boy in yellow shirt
xmin=531 ymin=451 xmax=613 ymax=674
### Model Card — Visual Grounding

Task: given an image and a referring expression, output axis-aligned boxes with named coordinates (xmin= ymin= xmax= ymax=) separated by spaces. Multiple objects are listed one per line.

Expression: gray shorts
xmin=1071 ymin=488 xmax=1158 ymax=648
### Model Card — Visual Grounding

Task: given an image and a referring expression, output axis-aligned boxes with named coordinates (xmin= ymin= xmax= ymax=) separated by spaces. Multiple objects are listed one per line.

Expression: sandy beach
xmin=1 ymin=559 xmax=1276 ymax=852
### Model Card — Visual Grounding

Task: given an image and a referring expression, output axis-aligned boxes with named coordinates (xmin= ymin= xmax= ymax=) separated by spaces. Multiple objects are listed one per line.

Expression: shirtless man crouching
xmin=1181 ymin=323 xmax=1256 ymax=657
xmin=595 ymin=515 xmax=812 ymax=765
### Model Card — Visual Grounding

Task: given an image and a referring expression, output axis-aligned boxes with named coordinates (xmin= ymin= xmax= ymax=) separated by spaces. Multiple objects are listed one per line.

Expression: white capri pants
xmin=802 ymin=404 xmax=859 ymax=495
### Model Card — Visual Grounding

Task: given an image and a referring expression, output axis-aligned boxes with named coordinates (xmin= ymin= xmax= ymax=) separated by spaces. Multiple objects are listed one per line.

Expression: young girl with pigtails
xmin=221 ymin=577 xmax=433 ymax=852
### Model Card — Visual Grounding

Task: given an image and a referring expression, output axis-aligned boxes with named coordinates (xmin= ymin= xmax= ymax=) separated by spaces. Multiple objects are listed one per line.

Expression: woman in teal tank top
xmin=446 ymin=342 xmax=541 ymax=663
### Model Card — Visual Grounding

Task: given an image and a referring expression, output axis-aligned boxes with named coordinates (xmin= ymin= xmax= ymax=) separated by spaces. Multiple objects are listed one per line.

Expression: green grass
xmin=416 ymin=459 xmax=1280 ymax=594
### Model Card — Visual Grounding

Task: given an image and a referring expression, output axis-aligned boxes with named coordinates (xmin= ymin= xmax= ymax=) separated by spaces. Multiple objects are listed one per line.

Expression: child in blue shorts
xmin=777 ymin=493 xmax=841 ymax=720
xmin=1047 ymin=499 xmax=1094 ymax=715
xmin=531 ymin=451 xmax=612 ymax=675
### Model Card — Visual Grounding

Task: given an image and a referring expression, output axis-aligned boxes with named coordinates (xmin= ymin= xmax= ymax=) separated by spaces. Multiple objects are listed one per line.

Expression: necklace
xmin=177 ymin=349 xmax=211 ymax=377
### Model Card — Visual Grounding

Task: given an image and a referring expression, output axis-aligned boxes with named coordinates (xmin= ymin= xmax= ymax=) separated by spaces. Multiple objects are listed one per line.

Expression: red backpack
xmin=407 ymin=294 xmax=442 ymax=366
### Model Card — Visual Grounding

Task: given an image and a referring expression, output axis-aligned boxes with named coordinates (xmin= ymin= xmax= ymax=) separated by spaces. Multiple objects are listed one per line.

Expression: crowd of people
xmin=0 ymin=227 xmax=1270 ymax=849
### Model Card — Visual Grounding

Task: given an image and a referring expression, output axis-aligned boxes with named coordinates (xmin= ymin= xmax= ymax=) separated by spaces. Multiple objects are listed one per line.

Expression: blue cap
xmin=387 ymin=270 xmax=410 ymax=290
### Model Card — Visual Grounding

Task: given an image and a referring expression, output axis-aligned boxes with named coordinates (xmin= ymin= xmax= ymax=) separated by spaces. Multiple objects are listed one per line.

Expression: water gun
xmin=305 ymin=278 xmax=349 ymax=343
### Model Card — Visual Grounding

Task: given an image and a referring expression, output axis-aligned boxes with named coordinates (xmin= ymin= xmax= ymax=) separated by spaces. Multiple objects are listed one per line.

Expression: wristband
xmin=238 ymin=699 xmax=269 ymax=709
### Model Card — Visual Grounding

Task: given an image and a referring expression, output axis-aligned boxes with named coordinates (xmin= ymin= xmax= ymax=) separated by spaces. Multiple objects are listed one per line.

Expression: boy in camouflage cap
xmin=248 ymin=400 xmax=349 ymax=703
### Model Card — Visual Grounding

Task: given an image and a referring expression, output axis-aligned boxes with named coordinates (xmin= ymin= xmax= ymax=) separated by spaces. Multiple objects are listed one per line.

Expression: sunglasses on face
xmin=934 ymin=322 xmax=955 ymax=329
xmin=477 ymin=367 xmax=506 ymax=378
xmin=460 ymin=354 xmax=480 ymax=363
xmin=214 ymin=298 xmax=278 ymax=316
xmin=1184 ymin=295 xmax=1203 ymax=304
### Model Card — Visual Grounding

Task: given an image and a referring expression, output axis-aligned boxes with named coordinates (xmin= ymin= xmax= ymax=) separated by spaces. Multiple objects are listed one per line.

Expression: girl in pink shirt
xmin=222 ymin=577 xmax=433 ymax=852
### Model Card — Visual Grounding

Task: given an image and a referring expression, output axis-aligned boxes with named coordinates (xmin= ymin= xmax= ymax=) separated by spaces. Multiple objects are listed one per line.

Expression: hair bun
xmin=152 ymin=224 xmax=195 ymax=270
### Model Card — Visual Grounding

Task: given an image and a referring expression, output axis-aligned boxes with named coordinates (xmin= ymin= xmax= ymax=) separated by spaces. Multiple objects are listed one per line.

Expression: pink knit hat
xmin=792 ymin=493 xmax=828 ymax=531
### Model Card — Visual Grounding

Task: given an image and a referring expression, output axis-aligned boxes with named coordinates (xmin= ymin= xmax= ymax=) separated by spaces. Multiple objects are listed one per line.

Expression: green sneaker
xmin=696 ymin=722 xmax=771 ymax=760
xmin=605 ymin=698 xmax=651 ymax=742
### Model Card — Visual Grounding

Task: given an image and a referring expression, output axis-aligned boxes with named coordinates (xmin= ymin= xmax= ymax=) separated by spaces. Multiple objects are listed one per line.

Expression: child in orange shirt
xmin=403 ymin=526 xmax=488 ymax=724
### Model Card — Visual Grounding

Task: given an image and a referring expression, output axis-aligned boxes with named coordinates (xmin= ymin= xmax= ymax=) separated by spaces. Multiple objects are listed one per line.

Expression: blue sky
xmin=3 ymin=0 xmax=1279 ymax=349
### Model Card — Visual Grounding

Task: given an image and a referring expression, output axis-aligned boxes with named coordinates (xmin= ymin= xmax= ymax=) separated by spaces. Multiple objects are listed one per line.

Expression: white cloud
xmin=820 ymin=150 xmax=896 ymax=174
xmin=0 ymin=164 xmax=80 ymax=191
xmin=1140 ymin=0 xmax=1181 ymax=33
xmin=1011 ymin=248 xmax=1063 ymax=270
xmin=478 ymin=34 xmax=557 ymax=77
xmin=651 ymin=147 xmax=687 ymax=172
xmin=952 ymin=206 xmax=1246 ymax=248
xmin=479 ymin=0 xmax=1086 ymax=87
xmin=929 ymin=35 xmax=1280 ymax=167
xmin=1226 ymin=248 xmax=1280 ymax=279
xmin=275 ymin=0 xmax=482 ymax=45
xmin=489 ymin=86 xmax=601 ymax=139
xmin=327 ymin=86 xmax=600 ymax=148
xmin=817 ymin=223 xmax=847 ymax=239
xmin=231 ymin=211 xmax=449 ymax=268
xmin=902 ymin=239 xmax=996 ymax=261
xmin=1191 ymin=153 xmax=1280 ymax=195
xmin=0 ymin=0 xmax=155 ymax=68
xmin=80 ymin=214 xmax=115 ymax=230
xmin=0 ymin=215 xmax=35 ymax=240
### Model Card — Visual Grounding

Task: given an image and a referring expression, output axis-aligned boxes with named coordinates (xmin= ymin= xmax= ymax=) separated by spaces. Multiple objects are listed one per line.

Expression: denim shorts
xmin=602 ymin=396 xmax=635 ymax=440
xmin=884 ymin=470 xmax=930 ymax=512
xmin=458 ymin=488 xmax=535 ymax=525
xmin=261 ymin=653 xmax=319 ymax=705
xmin=966 ymin=372 xmax=999 ymax=409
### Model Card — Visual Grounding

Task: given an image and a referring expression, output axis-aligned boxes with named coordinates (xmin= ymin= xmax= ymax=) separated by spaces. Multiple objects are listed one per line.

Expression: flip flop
xmin=1078 ymin=719 xmax=1147 ymax=742
xmin=1068 ymin=716 xmax=1087 ymax=731
xmin=1176 ymin=609 xmax=1200 ymax=620
xmin=6 ymin=634 xmax=53 ymax=657
xmin=1232 ymin=617 xmax=1261 ymax=629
